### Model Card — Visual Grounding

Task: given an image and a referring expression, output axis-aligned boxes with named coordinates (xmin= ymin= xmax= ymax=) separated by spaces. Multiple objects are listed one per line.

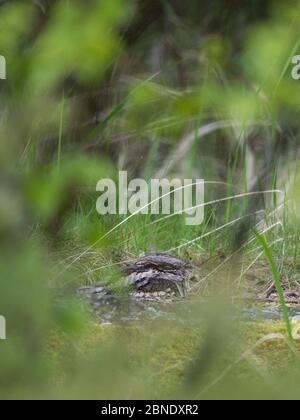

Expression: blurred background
xmin=0 ymin=0 xmax=300 ymax=400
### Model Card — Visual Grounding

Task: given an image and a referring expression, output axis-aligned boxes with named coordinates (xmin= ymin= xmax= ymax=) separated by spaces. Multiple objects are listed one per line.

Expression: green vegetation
xmin=0 ymin=0 xmax=300 ymax=400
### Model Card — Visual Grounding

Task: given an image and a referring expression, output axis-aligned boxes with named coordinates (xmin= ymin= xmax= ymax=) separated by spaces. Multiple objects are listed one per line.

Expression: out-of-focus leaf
xmin=25 ymin=156 xmax=115 ymax=223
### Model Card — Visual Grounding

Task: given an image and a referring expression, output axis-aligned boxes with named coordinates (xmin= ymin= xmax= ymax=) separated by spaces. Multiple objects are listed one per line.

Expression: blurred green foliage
xmin=0 ymin=0 xmax=300 ymax=400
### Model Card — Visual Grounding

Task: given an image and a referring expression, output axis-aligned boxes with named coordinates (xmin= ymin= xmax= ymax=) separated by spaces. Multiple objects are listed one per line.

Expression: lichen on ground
xmin=46 ymin=317 xmax=300 ymax=399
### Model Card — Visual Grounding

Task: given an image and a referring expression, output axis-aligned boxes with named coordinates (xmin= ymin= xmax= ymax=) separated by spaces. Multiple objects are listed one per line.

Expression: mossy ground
xmin=46 ymin=316 xmax=300 ymax=399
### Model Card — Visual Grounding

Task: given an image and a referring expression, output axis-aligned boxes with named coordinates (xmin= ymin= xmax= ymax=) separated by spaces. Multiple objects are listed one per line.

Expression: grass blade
xmin=254 ymin=230 xmax=293 ymax=342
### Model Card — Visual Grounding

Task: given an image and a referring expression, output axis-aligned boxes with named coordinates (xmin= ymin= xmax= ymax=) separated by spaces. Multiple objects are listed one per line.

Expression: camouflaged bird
xmin=124 ymin=254 xmax=191 ymax=297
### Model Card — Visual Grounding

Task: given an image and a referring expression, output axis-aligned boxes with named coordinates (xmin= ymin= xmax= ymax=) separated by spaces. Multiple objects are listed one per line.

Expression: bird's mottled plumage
xmin=124 ymin=254 xmax=191 ymax=297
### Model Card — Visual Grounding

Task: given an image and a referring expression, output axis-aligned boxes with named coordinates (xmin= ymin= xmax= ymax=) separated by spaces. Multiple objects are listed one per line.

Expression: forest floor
xmin=46 ymin=209 xmax=300 ymax=399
